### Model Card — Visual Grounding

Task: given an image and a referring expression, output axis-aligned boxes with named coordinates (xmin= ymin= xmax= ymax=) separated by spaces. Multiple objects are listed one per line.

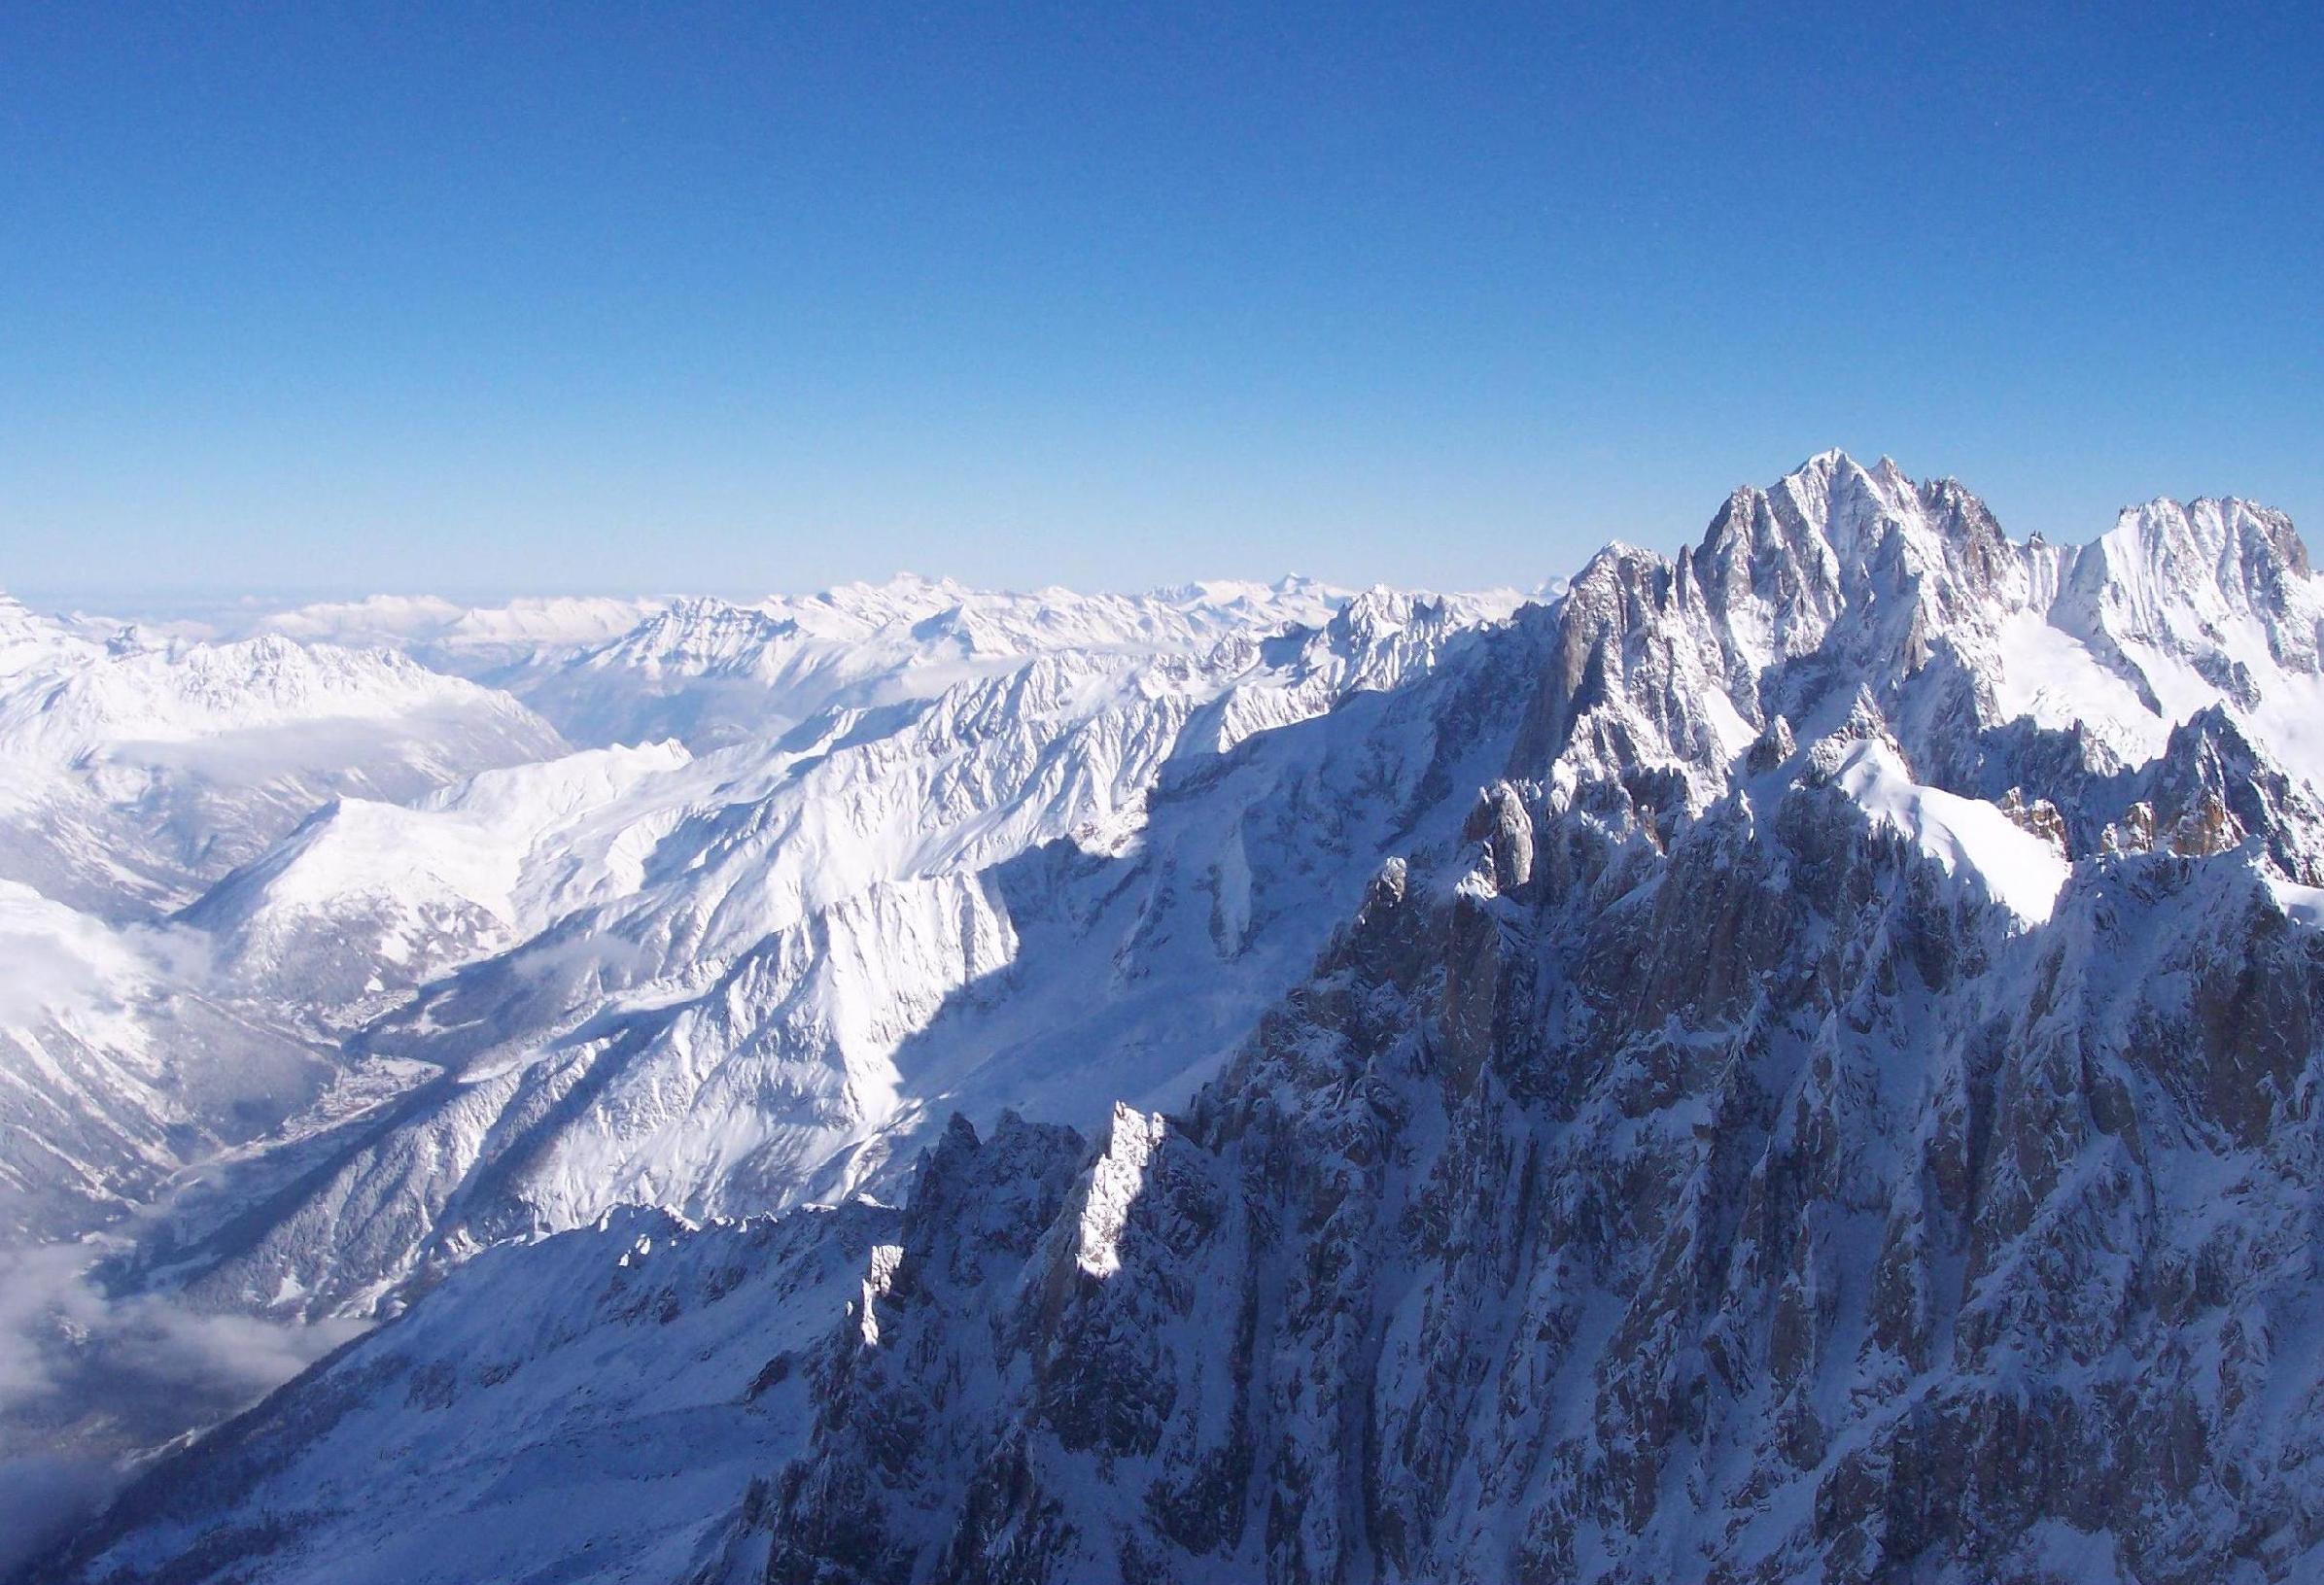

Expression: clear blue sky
xmin=3 ymin=3 xmax=2318 ymax=602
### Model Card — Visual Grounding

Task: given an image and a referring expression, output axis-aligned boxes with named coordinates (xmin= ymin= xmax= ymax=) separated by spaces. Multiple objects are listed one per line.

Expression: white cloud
xmin=0 ymin=1241 xmax=364 ymax=1572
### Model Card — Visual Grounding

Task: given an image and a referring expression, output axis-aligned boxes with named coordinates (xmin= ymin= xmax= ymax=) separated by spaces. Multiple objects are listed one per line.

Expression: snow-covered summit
xmin=1520 ymin=450 xmax=2323 ymax=822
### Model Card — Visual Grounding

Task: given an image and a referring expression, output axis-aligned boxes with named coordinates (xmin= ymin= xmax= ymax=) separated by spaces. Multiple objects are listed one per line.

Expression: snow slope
xmin=183 ymin=740 xmax=694 ymax=1024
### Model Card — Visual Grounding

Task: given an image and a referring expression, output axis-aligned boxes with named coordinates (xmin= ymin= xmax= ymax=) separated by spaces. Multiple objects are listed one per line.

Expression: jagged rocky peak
xmin=1686 ymin=450 xmax=2013 ymax=648
xmin=2099 ymin=705 xmax=2324 ymax=881
xmin=1514 ymin=451 xmax=2324 ymax=864
xmin=2113 ymin=494 xmax=2312 ymax=603
xmin=2068 ymin=495 xmax=2322 ymax=674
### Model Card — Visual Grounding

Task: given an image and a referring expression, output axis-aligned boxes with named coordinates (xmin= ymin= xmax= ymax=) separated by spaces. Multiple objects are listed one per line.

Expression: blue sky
xmin=3 ymin=3 xmax=2318 ymax=602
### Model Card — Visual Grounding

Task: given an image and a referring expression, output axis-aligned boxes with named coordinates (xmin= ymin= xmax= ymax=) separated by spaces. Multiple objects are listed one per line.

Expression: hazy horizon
xmin=11 ymin=446 xmax=2307 ymax=618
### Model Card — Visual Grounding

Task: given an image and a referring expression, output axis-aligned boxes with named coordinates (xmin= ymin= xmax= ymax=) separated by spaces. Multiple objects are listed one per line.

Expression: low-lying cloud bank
xmin=0 ymin=1242 xmax=362 ymax=1574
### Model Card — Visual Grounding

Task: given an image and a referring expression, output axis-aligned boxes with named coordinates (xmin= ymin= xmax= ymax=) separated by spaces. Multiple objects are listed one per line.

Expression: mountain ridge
xmin=12 ymin=451 xmax=2324 ymax=1583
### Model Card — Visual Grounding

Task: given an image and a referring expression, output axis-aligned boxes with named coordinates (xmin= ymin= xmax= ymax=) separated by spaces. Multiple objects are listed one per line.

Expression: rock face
xmin=29 ymin=453 xmax=2324 ymax=1584
xmin=746 ymin=812 xmax=2324 ymax=1584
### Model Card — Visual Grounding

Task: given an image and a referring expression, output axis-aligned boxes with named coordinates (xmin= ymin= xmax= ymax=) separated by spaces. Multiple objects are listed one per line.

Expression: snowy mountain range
xmin=11 ymin=452 xmax=2324 ymax=1583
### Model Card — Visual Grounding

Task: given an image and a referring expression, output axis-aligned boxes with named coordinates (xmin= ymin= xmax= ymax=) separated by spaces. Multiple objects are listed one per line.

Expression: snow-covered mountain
xmin=3 ymin=575 xmax=1434 ymax=1247
xmin=141 ymin=581 xmax=1529 ymax=1321
xmin=501 ymin=574 xmax=1365 ymax=750
xmin=20 ymin=455 xmax=2324 ymax=1583
xmin=0 ymin=568 xmax=1525 ymax=1570
xmin=181 ymin=739 xmax=697 ymax=1024
xmin=0 ymin=599 xmax=565 ymax=918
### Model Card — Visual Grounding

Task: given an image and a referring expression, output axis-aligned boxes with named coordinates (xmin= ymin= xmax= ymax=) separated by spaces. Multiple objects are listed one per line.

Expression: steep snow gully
xmin=12 ymin=452 xmax=2324 ymax=1583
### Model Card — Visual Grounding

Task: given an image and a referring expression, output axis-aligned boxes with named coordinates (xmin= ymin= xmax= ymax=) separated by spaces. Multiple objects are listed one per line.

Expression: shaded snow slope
xmin=41 ymin=1201 xmax=897 ymax=1585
